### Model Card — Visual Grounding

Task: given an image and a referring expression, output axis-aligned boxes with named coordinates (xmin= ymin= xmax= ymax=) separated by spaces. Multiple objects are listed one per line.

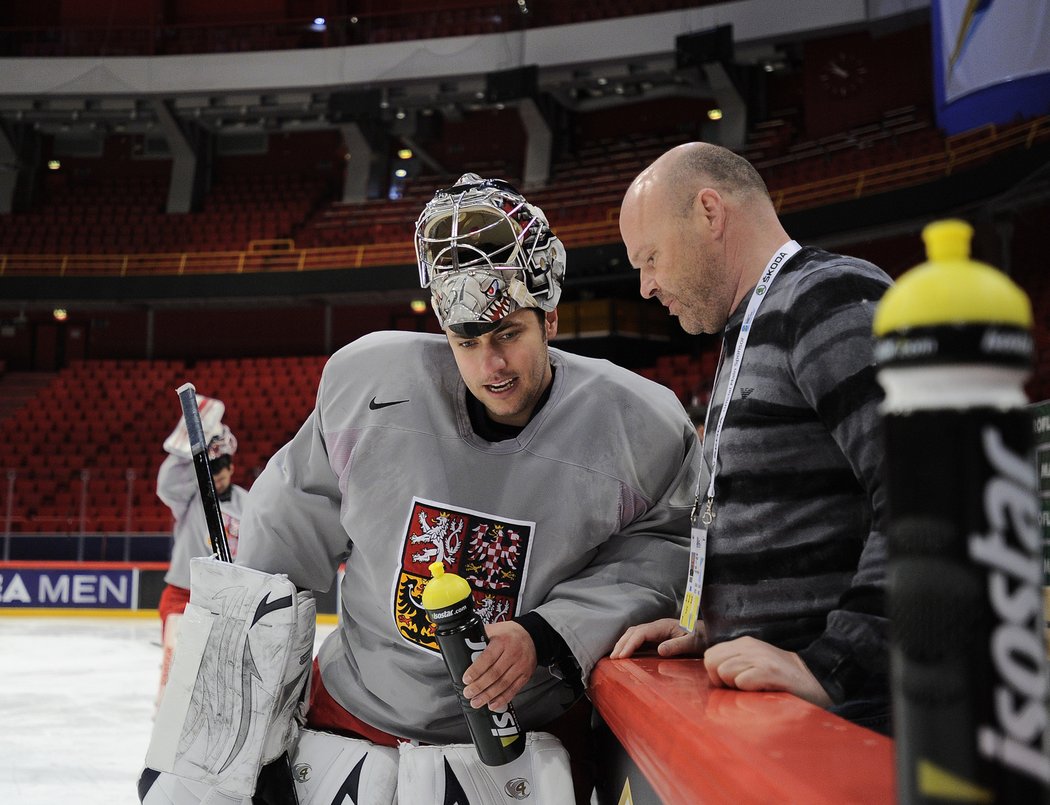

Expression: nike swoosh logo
xmin=252 ymin=591 xmax=293 ymax=627
xmin=369 ymin=396 xmax=409 ymax=410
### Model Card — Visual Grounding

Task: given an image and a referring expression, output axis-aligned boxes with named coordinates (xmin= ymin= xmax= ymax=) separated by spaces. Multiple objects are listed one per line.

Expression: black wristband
xmin=515 ymin=611 xmax=571 ymax=666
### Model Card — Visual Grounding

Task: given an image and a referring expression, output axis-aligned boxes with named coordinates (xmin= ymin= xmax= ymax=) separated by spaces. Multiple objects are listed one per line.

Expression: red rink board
xmin=589 ymin=656 xmax=895 ymax=803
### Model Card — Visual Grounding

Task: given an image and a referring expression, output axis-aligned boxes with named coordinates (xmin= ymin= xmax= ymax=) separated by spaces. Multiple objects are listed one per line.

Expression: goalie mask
xmin=415 ymin=173 xmax=566 ymax=336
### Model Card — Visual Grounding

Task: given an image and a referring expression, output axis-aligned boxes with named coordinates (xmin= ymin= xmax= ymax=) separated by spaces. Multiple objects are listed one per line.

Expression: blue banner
xmin=933 ymin=0 xmax=1050 ymax=134
xmin=0 ymin=568 xmax=138 ymax=609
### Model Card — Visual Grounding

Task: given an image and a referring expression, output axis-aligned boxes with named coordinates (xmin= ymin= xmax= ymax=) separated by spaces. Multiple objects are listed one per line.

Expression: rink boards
xmin=0 ymin=560 xmax=339 ymax=614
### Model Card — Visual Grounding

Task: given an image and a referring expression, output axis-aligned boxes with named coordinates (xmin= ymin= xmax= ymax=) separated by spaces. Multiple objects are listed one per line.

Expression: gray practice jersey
xmin=157 ymin=454 xmax=247 ymax=589
xmin=238 ymin=331 xmax=698 ymax=744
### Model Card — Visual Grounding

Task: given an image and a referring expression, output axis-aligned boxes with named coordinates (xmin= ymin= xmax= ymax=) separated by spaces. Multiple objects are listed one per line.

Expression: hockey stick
xmin=176 ymin=382 xmax=232 ymax=563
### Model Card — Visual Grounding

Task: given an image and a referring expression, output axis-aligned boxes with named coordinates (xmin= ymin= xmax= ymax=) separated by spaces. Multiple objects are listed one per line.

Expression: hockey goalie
xmin=140 ymin=174 xmax=697 ymax=804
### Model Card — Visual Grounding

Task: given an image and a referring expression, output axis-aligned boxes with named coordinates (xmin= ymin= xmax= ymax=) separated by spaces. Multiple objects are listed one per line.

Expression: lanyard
xmin=695 ymin=240 xmax=801 ymax=524
xmin=680 ymin=241 xmax=800 ymax=633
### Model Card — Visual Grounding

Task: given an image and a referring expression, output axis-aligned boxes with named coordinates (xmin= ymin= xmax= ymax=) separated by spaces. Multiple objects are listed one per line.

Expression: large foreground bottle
xmin=873 ymin=219 xmax=1048 ymax=803
xmin=422 ymin=561 xmax=525 ymax=766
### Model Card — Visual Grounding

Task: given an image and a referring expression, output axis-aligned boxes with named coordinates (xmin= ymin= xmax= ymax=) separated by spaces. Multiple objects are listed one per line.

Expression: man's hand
xmin=461 ymin=621 xmax=537 ymax=712
xmin=610 ymin=617 xmax=706 ymax=659
xmin=702 ymin=636 xmax=832 ymax=707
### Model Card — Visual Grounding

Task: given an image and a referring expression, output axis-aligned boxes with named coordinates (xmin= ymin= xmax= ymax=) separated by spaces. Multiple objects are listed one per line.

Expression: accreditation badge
xmin=679 ymin=523 xmax=707 ymax=633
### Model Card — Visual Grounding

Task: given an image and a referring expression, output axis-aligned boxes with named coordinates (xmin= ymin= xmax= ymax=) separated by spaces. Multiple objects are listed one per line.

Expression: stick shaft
xmin=176 ymin=382 xmax=232 ymax=563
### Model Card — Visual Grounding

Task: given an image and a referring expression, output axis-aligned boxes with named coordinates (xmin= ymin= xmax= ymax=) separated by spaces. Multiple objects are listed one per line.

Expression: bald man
xmin=613 ymin=142 xmax=893 ymax=734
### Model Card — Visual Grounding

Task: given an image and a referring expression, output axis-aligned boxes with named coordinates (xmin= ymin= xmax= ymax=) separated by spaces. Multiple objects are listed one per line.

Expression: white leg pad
xmin=139 ymin=771 xmax=249 ymax=805
xmin=290 ymin=729 xmax=399 ymax=805
xmin=146 ymin=557 xmax=315 ymax=798
xmin=396 ymin=732 xmax=572 ymax=804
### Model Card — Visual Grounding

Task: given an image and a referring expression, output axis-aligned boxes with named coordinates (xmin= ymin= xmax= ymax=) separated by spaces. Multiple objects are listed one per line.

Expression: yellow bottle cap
xmin=873 ymin=219 xmax=1032 ymax=335
xmin=421 ymin=561 xmax=472 ymax=610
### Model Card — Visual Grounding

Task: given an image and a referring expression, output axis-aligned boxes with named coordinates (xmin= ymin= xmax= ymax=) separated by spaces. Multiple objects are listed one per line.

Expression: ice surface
xmin=0 ymin=615 xmax=335 ymax=805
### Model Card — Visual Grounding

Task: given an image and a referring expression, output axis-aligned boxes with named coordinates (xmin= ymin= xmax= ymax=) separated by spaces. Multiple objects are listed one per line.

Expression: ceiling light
xmin=707 ymin=108 xmax=723 ymax=121
xmin=398 ymin=148 xmax=413 ymax=159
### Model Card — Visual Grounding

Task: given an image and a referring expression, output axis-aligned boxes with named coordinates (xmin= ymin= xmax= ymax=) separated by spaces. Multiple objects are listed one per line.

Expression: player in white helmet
xmin=141 ymin=174 xmax=699 ymax=805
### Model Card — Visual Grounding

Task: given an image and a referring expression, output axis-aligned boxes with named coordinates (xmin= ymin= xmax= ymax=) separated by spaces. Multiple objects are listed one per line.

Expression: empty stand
xmin=0 ymin=165 xmax=332 ymax=260
xmin=299 ymin=111 xmax=981 ymax=259
xmin=638 ymin=348 xmax=719 ymax=407
xmin=0 ymin=346 xmax=731 ymax=537
xmin=3 ymin=18 xmax=1048 ymax=281
xmin=0 ymin=355 xmax=326 ymax=535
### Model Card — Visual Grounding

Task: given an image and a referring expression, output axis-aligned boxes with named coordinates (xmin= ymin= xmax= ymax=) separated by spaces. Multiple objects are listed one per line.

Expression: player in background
xmin=154 ymin=406 xmax=246 ymax=709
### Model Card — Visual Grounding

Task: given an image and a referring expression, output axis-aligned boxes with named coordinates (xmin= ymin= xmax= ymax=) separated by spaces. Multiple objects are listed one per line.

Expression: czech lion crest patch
xmin=394 ymin=497 xmax=533 ymax=652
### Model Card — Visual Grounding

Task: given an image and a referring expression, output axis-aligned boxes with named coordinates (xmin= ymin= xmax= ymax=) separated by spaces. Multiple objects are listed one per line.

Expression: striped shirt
xmin=700 ymin=247 xmax=892 ymax=705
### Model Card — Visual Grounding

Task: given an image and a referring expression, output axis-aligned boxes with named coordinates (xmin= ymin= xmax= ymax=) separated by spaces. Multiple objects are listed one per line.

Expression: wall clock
xmin=818 ymin=52 xmax=868 ymax=97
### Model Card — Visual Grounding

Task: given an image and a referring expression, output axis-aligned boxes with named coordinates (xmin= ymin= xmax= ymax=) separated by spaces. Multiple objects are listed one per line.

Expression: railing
xmin=0 ymin=240 xmax=416 ymax=277
xmin=3 ymin=116 xmax=1047 ymax=280
xmin=589 ymin=656 xmax=894 ymax=803
xmin=769 ymin=116 xmax=1050 ymax=213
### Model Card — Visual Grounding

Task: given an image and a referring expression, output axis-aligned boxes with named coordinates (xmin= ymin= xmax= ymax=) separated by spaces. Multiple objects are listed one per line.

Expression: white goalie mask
xmin=415 ymin=173 xmax=566 ymax=336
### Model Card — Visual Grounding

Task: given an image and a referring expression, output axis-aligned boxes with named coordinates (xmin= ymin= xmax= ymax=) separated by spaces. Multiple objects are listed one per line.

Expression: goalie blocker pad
xmin=397 ymin=732 xmax=572 ymax=804
xmin=146 ymin=557 xmax=316 ymax=798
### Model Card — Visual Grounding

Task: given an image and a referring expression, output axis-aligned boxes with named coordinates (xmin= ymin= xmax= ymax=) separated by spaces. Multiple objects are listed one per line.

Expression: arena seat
xmin=0 ymin=346 xmax=729 ymax=534
xmin=6 ymin=103 xmax=1022 ymax=281
xmin=0 ymin=355 xmax=329 ymax=535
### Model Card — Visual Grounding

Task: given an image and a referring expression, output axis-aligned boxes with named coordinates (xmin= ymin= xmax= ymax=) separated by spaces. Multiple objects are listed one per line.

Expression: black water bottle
xmin=422 ymin=560 xmax=526 ymax=766
xmin=873 ymin=219 xmax=1049 ymax=803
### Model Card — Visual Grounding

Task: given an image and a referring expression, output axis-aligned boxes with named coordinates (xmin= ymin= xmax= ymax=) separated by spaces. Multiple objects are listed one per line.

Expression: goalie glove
xmin=146 ymin=557 xmax=316 ymax=798
xmin=164 ymin=395 xmax=225 ymax=459
xmin=397 ymin=732 xmax=573 ymax=804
